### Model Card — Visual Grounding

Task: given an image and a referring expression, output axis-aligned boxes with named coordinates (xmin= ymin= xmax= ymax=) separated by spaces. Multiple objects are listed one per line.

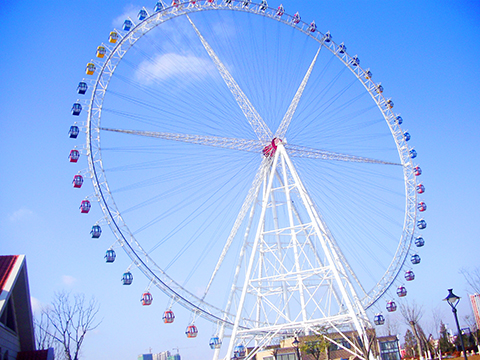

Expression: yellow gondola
xmin=96 ymin=46 xmax=106 ymax=58
xmin=109 ymin=31 xmax=118 ymax=43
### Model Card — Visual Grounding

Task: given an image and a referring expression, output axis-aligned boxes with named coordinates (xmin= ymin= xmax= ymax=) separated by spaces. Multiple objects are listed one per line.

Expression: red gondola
xmin=80 ymin=200 xmax=91 ymax=213
xmin=414 ymin=166 xmax=422 ymax=176
xmin=405 ymin=270 xmax=415 ymax=281
xmin=186 ymin=325 xmax=198 ymax=338
xmin=416 ymin=184 xmax=425 ymax=194
xmin=276 ymin=4 xmax=284 ymax=17
xmin=309 ymin=21 xmax=317 ymax=33
xmin=163 ymin=310 xmax=175 ymax=323
xmin=73 ymin=174 xmax=83 ymax=188
xmin=141 ymin=292 xmax=153 ymax=306
xmin=417 ymin=202 xmax=427 ymax=212
xmin=386 ymin=301 xmax=397 ymax=312
xmin=69 ymin=149 xmax=80 ymax=163
xmin=292 ymin=12 xmax=300 ymax=24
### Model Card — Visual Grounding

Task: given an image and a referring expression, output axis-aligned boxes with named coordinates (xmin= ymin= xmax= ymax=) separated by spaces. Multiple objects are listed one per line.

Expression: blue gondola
xmin=154 ymin=1 xmax=164 ymax=12
xmin=91 ymin=225 xmax=102 ymax=238
xmin=386 ymin=99 xmax=394 ymax=109
xmin=234 ymin=344 xmax=246 ymax=358
xmin=69 ymin=125 xmax=79 ymax=139
xmin=415 ymin=236 xmax=425 ymax=247
xmin=123 ymin=19 xmax=133 ymax=31
xmin=209 ymin=337 xmax=222 ymax=349
xmin=122 ymin=271 xmax=133 ymax=285
xmin=411 ymin=254 xmax=421 ymax=265
xmin=105 ymin=249 xmax=116 ymax=263
xmin=376 ymin=83 xmax=384 ymax=93
xmin=323 ymin=31 xmax=332 ymax=43
xmin=417 ymin=219 xmax=426 ymax=229
xmin=259 ymin=0 xmax=267 ymax=11
xmin=351 ymin=55 xmax=359 ymax=66
xmin=397 ymin=286 xmax=407 ymax=297
xmin=404 ymin=132 xmax=411 ymax=141
xmin=395 ymin=115 xmax=403 ymax=124
xmin=71 ymin=102 xmax=82 ymax=116
xmin=418 ymin=202 xmax=427 ymax=212
xmin=364 ymin=69 xmax=372 ymax=79
xmin=386 ymin=301 xmax=397 ymax=312
xmin=374 ymin=314 xmax=385 ymax=325
xmin=409 ymin=149 xmax=417 ymax=159
xmin=77 ymin=81 xmax=88 ymax=95
xmin=405 ymin=270 xmax=415 ymax=281
xmin=242 ymin=0 xmax=250 ymax=7
xmin=138 ymin=9 xmax=148 ymax=20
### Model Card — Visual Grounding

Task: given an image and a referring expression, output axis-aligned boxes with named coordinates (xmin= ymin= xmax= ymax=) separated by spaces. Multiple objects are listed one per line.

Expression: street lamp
xmin=293 ymin=337 xmax=301 ymax=360
xmin=443 ymin=289 xmax=468 ymax=360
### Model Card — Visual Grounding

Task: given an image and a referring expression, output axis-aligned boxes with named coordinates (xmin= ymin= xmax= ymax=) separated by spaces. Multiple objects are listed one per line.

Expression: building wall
xmin=0 ymin=325 xmax=21 ymax=360
xmin=470 ymin=294 xmax=480 ymax=330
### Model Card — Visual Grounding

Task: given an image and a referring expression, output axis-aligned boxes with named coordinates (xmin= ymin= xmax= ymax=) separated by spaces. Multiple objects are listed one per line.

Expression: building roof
xmin=0 ymin=255 xmax=18 ymax=295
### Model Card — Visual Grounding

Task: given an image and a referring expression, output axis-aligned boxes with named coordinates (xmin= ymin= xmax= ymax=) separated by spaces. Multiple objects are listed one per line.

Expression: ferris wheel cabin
xmin=234 ymin=345 xmax=246 ymax=358
xmin=209 ymin=337 xmax=222 ymax=349
xmin=396 ymin=286 xmax=407 ymax=297
xmin=109 ymin=31 xmax=118 ymax=43
xmin=292 ymin=12 xmax=300 ymax=24
xmin=105 ymin=249 xmax=116 ymax=263
xmin=122 ymin=271 xmax=133 ymax=285
xmin=154 ymin=2 xmax=164 ymax=12
xmin=405 ymin=270 xmax=415 ymax=281
xmin=259 ymin=0 xmax=267 ymax=11
xmin=77 ymin=81 xmax=88 ymax=95
xmin=186 ymin=325 xmax=198 ymax=338
xmin=69 ymin=149 xmax=80 ymax=163
xmin=91 ymin=225 xmax=102 ymax=238
xmin=386 ymin=301 xmax=397 ymax=312
xmin=374 ymin=314 xmax=385 ymax=325
xmin=141 ymin=292 xmax=153 ymax=306
xmin=71 ymin=102 xmax=82 ymax=116
xmin=411 ymin=254 xmax=421 ymax=265
xmin=417 ymin=219 xmax=427 ymax=229
xmin=415 ymin=236 xmax=425 ymax=247
xmin=138 ymin=9 xmax=148 ymax=20
xmin=79 ymin=200 xmax=91 ymax=214
xmin=323 ymin=31 xmax=332 ymax=43
xmin=276 ymin=5 xmax=284 ymax=17
xmin=309 ymin=21 xmax=317 ymax=33
xmin=123 ymin=19 xmax=133 ymax=31
xmin=85 ymin=62 xmax=96 ymax=75
xmin=69 ymin=125 xmax=80 ymax=139
xmin=96 ymin=46 xmax=106 ymax=58
xmin=163 ymin=310 xmax=175 ymax=323
xmin=72 ymin=174 xmax=83 ymax=188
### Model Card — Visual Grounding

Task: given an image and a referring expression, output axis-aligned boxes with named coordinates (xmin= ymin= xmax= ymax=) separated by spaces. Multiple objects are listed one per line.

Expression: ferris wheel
xmin=68 ymin=1 xmax=427 ymax=359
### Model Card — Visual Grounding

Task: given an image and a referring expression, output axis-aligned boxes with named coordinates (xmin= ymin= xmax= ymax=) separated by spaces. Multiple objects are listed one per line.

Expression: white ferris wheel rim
xmin=85 ymin=0 xmax=418 ymax=326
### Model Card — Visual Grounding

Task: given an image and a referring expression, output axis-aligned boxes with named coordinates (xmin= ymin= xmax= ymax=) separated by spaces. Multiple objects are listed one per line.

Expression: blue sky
xmin=1 ymin=1 xmax=480 ymax=359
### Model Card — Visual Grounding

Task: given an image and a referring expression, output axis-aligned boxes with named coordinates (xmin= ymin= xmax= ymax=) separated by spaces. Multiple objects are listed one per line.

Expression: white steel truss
xmin=222 ymin=142 xmax=371 ymax=359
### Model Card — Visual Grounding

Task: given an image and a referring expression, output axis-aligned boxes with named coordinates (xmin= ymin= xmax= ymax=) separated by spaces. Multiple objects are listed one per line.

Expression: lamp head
xmin=292 ymin=337 xmax=300 ymax=348
xmin=444 ymin=288 xmax=461 ymax=308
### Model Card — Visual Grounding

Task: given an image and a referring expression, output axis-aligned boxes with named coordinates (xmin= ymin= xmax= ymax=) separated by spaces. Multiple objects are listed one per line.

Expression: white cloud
xmin=135 ymin=52 xmax=215 ymax=83
xmin=8 ymin=208 xmax=34 ymax=222
xmin=30 ymin=296 xmax=43 ymax=315
xmin=62 ymin=275 xmax=77 ymax=286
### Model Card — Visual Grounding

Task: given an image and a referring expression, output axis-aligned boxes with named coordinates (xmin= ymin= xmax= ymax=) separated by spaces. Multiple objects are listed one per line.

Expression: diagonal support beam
xmin=275 ymin=46 xmax=321 ymax=139
xmin=186 ymin=15 xmax=273 ymax=142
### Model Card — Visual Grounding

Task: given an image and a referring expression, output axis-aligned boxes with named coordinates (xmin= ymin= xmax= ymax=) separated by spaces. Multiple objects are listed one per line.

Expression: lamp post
xmin=293 ymin=337 xmax=301 ymax=360
xmin=443 ymin=289 xmax=468 ymax=360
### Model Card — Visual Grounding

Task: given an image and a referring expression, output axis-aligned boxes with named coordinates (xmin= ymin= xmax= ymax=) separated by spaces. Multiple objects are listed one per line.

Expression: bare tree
xmin=400 ymin=301 xmax=427 ymax=359
xmin=35 ymin=291 xmax=101 ymax=360
xmin=464 ymin=314 xmax=480 ymax=353
xmin=460 ymin=267 xmax=480 ymax=294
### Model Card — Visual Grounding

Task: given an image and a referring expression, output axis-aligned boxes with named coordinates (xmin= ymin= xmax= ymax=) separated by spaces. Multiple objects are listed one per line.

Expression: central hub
xmin=262 ymin=138 xmax=282 ymax=157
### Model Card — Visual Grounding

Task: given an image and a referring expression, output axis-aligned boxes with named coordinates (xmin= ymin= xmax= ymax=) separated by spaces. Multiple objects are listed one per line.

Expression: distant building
xmin=138 ymin=354 xmax=153 ymax=360
xmin=167 ymin=354 xmax=180 ymax=360
xmin=470 ymin=294 xmax=480 ymax=330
